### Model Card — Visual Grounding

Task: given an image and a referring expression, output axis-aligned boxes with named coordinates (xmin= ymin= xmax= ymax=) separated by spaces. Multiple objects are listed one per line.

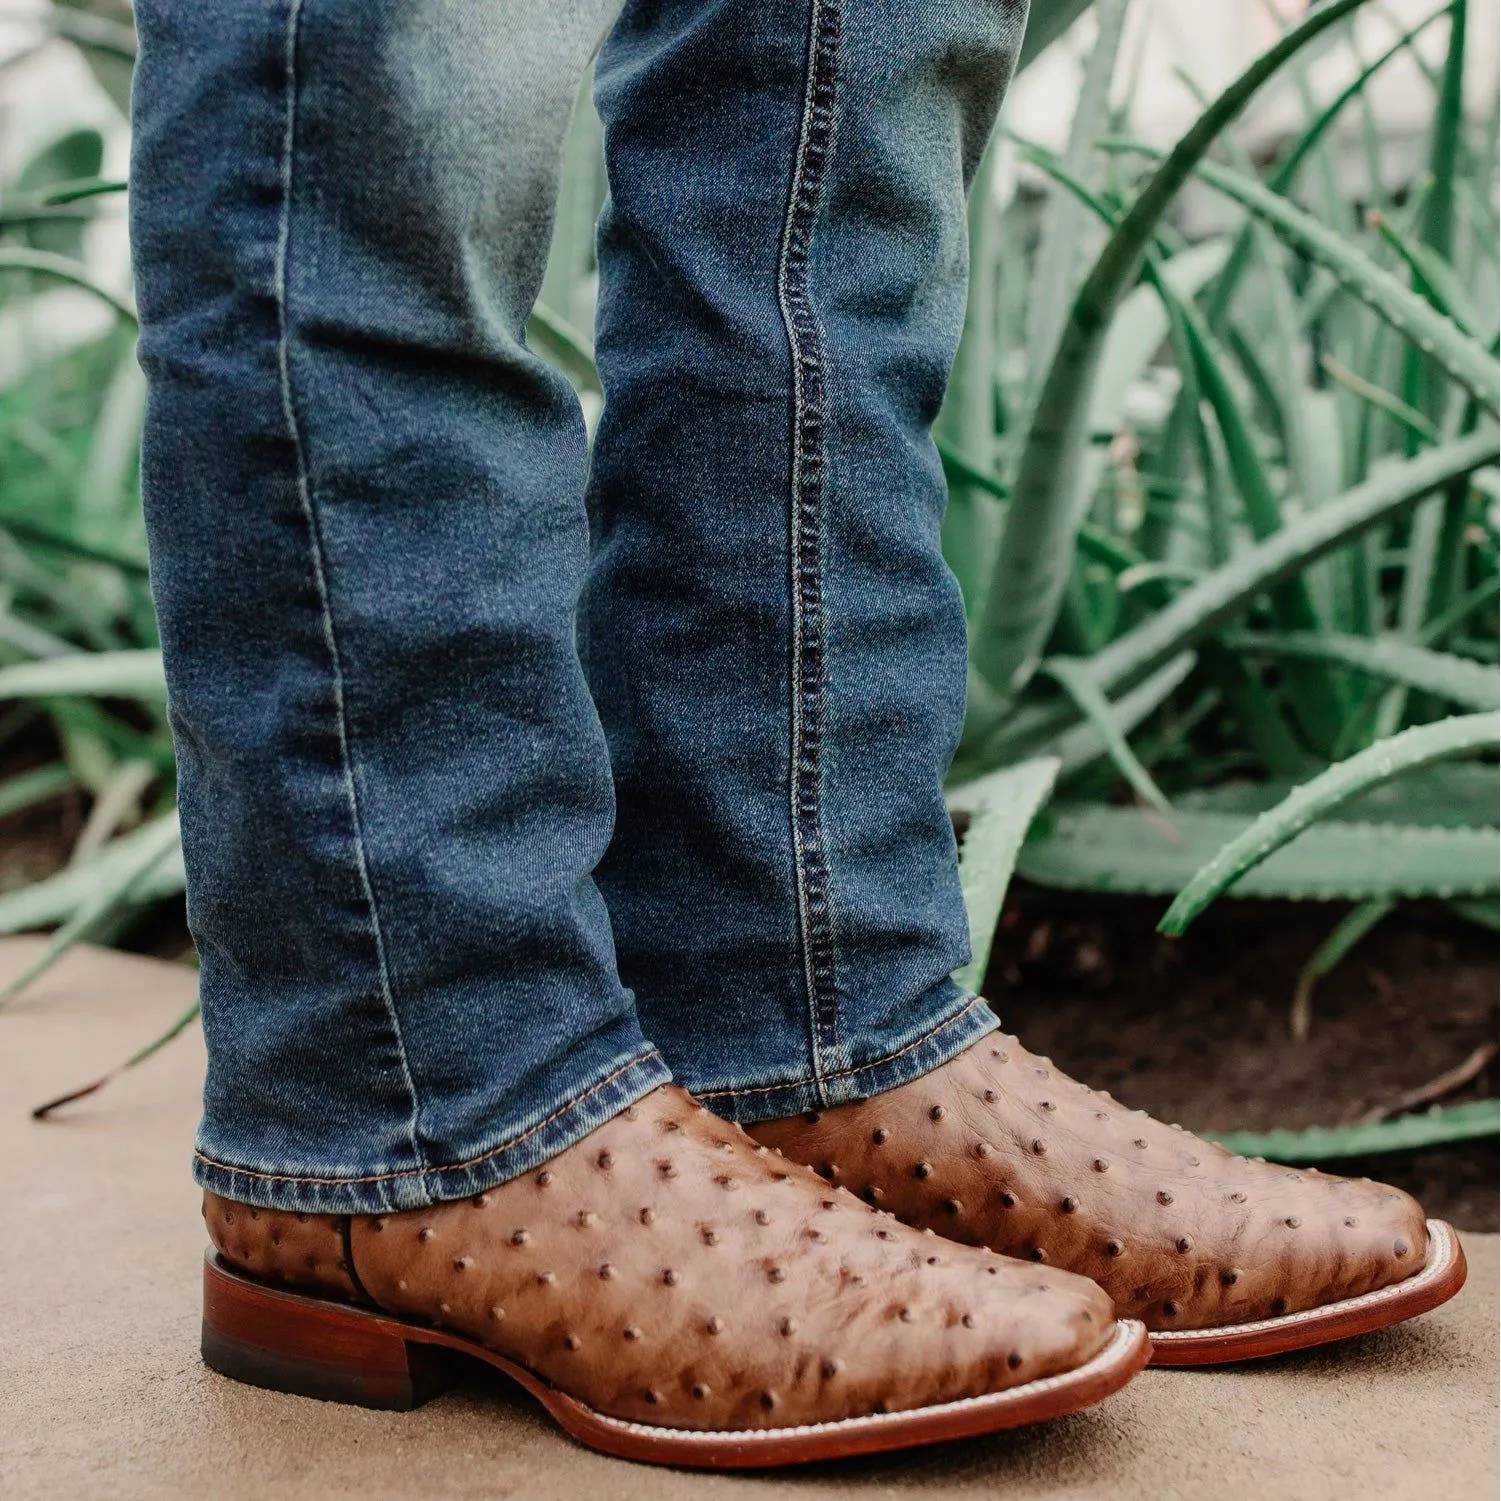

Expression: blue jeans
xmin=131 ymin=0 xmax=1026 ymax=1214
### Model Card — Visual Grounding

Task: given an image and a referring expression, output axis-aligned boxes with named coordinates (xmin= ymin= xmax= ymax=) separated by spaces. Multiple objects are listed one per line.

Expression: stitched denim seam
xmin=695 ymin=993 xmax=984 ymax=1100
xmin=275 ymin=0 xmax=425 ymax=1171
xmin=776 ymin=0 xmax=842 ymax=1098
xmin=193 ymin=1049 xmax=664 ymax=1186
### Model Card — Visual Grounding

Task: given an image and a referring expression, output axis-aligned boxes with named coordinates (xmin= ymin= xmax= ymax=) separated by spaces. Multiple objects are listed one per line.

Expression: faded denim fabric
xmin=131 ymin=0 xmax=1027 ymax=1214
xmin=587 ymin=1 xmax=1022 ymax=1120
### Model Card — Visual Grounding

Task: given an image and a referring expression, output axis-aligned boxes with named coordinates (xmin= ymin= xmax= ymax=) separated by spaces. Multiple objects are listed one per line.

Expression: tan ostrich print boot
xmin=199 ymin=1083 xmax=1148 ymax=1467
xmin=747 ymin=1033 xmax=1467 ymax=1365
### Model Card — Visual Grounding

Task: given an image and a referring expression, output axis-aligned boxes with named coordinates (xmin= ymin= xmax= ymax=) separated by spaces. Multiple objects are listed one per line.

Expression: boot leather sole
xmin=1149 ymin=1219 xmax=1466 ymax=1366
xmin=202 ymin=1249 xmax=1149 ymax=1468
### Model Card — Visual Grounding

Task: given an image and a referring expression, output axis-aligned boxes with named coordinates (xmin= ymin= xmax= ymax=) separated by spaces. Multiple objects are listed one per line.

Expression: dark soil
xmin=984 ymin=886 xmax=1499 ymax=1232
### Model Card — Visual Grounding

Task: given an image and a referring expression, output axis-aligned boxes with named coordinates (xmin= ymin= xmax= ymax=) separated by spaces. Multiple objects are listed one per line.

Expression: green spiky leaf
xmin=951 ymin=758 xmax=1061 ymax=994
xmin=1019 ymin=802 xmax=1497 ymax=901
xmin=1160 ymin=713 xmax=1500 ymax=933
xmin=0 ymin=248 xmax=137 ymax=322
xmin=1221 ymin=629 xmax=1498 ymax=710
xmin=972 ymin=0 xmax=1376 ymax=699
xmin=1206 ymin=1098 xmax=1498 ymax=1161
xmin=1037 ymin=656 xmax=1172 ymax=814
xmin=1089 ymin=432 xmax=1499 ymax=702
xmin=0 ymin=650 xmax=166 ymax=703
xmin=0 ymin=813 xmax=182 ymax=1007
xmin=0 ymin=814 xmax=185 ymax=937
xmin=1163 ymin=155 xmax=1498 ymax=418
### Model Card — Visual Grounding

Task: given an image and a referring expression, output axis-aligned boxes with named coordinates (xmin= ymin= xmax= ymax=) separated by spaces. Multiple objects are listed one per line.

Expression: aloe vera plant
xmin=944 ymin=0 xmax=1498 ymax=1137
xmin=969 ymin=0 xmax=1378 ymax=704
xmin=948 ymin=0 xmax=1496 ymax=955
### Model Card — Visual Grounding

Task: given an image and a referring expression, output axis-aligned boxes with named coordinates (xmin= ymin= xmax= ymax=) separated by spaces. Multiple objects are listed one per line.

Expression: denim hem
xmin=693 ymin=988 xmax=998 ymax=1126
xmin=191 ymin=1047 xmax=673 ymax=1215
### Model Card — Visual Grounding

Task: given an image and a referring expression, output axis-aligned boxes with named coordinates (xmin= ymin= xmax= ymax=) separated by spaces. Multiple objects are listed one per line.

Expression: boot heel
xmin=202 ymin=1249 xmax=460 ymax=1411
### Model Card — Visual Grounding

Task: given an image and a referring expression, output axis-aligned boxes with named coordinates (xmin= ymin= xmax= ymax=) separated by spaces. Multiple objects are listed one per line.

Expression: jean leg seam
xmin=274 ymin=0 xmax=426 ymax=1172
xmin=776 ymin=0 xmax=843 ymax=1102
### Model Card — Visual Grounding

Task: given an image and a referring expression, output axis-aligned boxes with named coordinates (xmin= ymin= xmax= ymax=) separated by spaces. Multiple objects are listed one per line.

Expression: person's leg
xmin=132 ymin=0 xmax=670 ymax=1215
xmin=584 ymin=0 xmax=1023 ymax=1120
xmin=135 ymin=1 xmax=1143 ymax=1452
xmin=582 ymin=0 xmax=1459 ymax=1366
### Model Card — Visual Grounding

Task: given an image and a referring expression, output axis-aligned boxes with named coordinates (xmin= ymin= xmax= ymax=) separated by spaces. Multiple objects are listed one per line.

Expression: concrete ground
xmin=1 ymin=938 xmax=1496 ymax=1501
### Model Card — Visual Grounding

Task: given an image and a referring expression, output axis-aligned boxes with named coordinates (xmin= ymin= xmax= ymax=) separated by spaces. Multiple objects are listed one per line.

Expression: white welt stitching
xmin=1152 ymin=1220 xmax=1457 ymax=1341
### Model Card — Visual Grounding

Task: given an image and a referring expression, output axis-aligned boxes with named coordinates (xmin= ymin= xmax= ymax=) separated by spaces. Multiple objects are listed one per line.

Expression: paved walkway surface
xmin=1 ymin=939 xmax=1496 ymax=1500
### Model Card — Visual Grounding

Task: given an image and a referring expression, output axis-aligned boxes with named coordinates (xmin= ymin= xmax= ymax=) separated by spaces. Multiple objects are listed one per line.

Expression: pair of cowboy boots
xmin=201 ymin=1032 xmax=1465 ymax=1468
